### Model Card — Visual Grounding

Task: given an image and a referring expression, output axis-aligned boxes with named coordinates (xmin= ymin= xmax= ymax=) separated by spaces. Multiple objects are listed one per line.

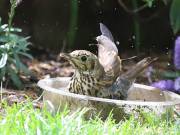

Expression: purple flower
xmin=174 ymin=77 xmax=180 ymax=92
xmin=151 ymin=80 xmax=174 ymax=91
xmin=174 ymin=36 xmax=180 ymax=69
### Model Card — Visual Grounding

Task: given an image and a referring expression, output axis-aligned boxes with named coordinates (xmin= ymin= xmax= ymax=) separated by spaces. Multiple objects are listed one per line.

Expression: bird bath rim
xmin=37 ymin=77 xmax=180 ymax=107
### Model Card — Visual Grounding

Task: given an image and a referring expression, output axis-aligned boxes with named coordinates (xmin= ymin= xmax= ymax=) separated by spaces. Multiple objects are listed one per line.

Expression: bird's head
xmin=60 ymin=50 xmax=99 ymax=73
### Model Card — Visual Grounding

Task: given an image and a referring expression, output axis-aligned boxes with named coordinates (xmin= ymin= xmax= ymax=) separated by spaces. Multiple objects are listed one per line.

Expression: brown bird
xmin=60 ymin=50 xmax=113 ymax=97
xmin=60 ymin=23 xmax=157 ymax=99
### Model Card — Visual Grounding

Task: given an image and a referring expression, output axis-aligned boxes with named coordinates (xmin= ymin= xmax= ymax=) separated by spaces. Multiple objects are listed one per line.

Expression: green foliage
xmin=0 ymin=103 xmax=179 ymax=135
xmin=132 ymin=0 xmax=180 ymax=51
xmin=0 ymin=0 xmax=32 ymax=89
xmin=142 ymin=0 xmax=180 ymax=34
xmin=161 ymin=0 xmax=170 ymax=5
xmin=161 ymin=71 xmax=180 ymax=79
xmin=67 ymin=0 xmax=78 ymax=49
xmin=170 ymin=0 xmax=180 ymax=34
xmin=142 ymin=0 xmax=154 ymax=7
xmin=8 ymin=0 xmax=17 ymax=33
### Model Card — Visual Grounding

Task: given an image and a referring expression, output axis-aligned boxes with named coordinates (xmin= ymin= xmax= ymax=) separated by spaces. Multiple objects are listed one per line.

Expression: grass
xmin=0 ymin=102 xmax=179 ymax=135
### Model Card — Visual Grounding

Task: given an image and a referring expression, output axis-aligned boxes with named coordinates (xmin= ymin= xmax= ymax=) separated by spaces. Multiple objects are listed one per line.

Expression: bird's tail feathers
xmin=121 ymin=57 xmax=157 ymax=80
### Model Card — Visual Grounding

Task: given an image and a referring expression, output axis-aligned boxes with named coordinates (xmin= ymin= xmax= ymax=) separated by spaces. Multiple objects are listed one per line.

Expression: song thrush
xmin=60 ymin=23 xmax=157 ymax=99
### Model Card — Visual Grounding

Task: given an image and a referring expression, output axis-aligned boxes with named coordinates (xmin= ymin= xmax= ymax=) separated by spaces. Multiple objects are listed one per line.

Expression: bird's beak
xmin=60 ymin=53 xmax=72 ymax=60
xmin=60 ymin=53 xmax=79 ymax=68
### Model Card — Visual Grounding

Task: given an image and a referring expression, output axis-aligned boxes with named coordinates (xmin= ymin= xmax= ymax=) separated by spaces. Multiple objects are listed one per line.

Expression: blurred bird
xmin=60 ymin=23 xmax=157 ymax=99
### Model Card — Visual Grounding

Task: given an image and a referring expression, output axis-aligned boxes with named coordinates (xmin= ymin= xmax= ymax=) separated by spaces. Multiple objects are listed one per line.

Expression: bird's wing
xmin=111 ymin=57 xmax=158 ymax=99
xmin=100 ymin=23 xmax=114 ymax=42
xmin=96 ymin=23 xmax=122 ymax=82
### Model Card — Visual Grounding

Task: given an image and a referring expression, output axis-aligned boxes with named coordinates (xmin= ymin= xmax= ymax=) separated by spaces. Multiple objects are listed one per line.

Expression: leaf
xmin=3 ymin=27 xmax=22 ymax=32
xmin=0 ymin=53 xmax=8 ymax=68
xmin=1 ymin=24 xmax=8 ymax=30
xmin=15 ymin=36 xmax=31 ymax=52
xmin=170 ymin=0 xmax=180 ymax=34
xmin=8 ymin=66 xmax=23 ymax=89
xmin=0 ymin=36 xmax=9 ymax=43
xmin=17 ymin=43 xmax=31 ymax=52
xmin=143 ymin=0 xmax=154 ymax=7
xmin=18 ymin=52 xmax=33 ymax=59
xmin=0 ymin=43 xmax=12 ymax=50
xmin=13 ymin=52 xmax=31 ymax=75
xmin=21 ymin=36 xmax=31 ymax=41
xmin=10 ymin=28 xmax=22 ymax=32
xmin=13 ymin=52 xmax=21 ymax=70
xmin=162 ymin=0 xmax=169 ymax=5
xmin=0 ymin=18 xmax=3 ymax=32
xmin=161 ymin=71 xmax=180 ymax=79
xmin=20 ymin=62 xmax=31 ymax=75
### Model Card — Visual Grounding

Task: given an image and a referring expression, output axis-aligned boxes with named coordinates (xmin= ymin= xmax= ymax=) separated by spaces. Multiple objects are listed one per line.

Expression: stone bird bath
xmin=38 ymin=77 xmax=180 ymax=120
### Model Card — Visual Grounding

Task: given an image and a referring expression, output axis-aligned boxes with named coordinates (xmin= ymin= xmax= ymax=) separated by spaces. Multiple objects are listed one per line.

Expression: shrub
xmin=0 ymin=0 xmax=32 ymax=89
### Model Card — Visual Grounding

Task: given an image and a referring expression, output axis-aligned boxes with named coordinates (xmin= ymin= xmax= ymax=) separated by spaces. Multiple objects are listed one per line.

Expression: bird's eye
xmin=81 ymin=56 xmax=87 ymax=62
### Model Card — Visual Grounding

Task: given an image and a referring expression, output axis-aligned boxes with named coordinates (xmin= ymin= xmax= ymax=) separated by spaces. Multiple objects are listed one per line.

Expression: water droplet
xmin=132 ymin=35 xmax=135 ymax=39
xmin=116 ymin=41 xmax=120 ymax=45
xmin=99 ymin=10 xmax=103 ymax=15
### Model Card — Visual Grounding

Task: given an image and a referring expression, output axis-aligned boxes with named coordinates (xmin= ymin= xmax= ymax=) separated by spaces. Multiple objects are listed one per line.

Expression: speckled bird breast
xmin=68 ymin=73 xmax=102 ymax=97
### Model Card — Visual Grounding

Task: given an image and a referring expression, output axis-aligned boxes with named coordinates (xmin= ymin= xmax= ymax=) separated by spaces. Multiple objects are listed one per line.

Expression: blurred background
xmin=0 ymin=0 xmax=179 ymax=54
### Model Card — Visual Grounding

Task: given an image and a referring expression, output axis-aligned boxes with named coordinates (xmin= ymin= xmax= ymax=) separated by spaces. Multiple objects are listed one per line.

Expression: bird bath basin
xmin=38 ymin=77 xmax=180 ymax=120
